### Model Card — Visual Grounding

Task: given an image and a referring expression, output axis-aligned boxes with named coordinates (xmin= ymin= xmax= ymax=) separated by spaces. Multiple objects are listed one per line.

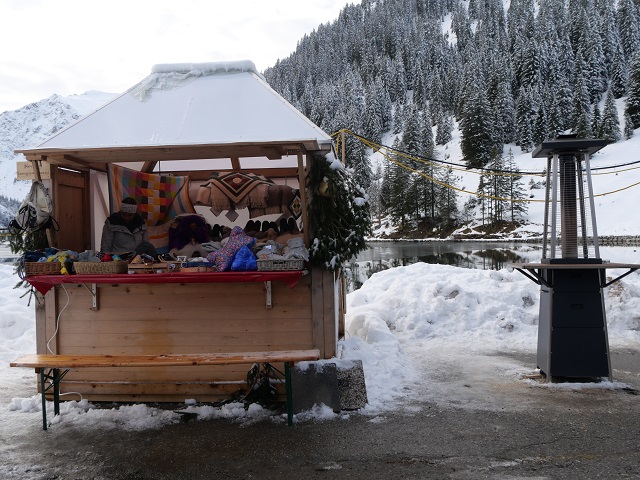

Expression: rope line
xmin=332 ymin=128 xmax=640 ymax=203
xmin=334 ymin=129 xmax=640 ymax=177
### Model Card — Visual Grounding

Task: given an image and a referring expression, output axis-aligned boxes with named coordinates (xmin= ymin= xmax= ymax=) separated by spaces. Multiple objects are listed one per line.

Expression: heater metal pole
xmin=584 ymin=152 xmax=600 ymax=258
xmin=542 ymin=156 xmax=552 ymax=259
xmin=550 ymin=154 xmax=559 ymax=259
xmin=576 ymin=158 xmax=589 ymax=258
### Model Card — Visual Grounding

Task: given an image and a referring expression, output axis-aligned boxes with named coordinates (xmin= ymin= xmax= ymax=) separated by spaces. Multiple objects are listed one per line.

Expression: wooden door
xmin=51 ymin=168 xmax=90 ymax=252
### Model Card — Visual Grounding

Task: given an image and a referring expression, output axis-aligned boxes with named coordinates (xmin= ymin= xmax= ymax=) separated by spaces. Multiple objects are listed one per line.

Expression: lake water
xmin=346 ymin=240 xmax=640 ymax=292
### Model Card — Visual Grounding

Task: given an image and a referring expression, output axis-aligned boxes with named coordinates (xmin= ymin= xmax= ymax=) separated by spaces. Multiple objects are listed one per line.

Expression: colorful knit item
xmin=206 ymin=226 xmax=255 ymax=271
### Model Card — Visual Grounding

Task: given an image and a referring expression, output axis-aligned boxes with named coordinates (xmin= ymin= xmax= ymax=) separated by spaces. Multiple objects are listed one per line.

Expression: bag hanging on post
xmin=10 ymin=181 xmax=57 ymax=233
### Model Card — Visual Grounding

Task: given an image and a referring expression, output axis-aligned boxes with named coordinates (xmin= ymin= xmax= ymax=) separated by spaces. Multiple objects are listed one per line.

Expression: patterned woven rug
xmin=204 ymin=171 xmax=274 ymax=204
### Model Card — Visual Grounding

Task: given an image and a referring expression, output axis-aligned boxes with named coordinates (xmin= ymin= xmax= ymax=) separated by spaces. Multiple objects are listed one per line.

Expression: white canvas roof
xmin=18 ymin=61 xmax=332 ymax=171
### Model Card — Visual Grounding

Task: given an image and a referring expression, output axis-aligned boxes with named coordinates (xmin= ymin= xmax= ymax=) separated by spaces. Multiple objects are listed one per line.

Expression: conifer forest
xmin=264 ymin=0 xmax=640 ymax=236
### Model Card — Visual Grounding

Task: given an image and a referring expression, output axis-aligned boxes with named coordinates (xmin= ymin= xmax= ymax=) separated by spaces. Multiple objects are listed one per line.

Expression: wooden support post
xmin=338 ymin=269 xmax=346 ymax=338
xmin=311 ymin=267 xmax=325 ymax=358
xmin=264 ymin=281 xmax=272 ymax=309
xmin=44 ymin=290 xmax=58 ymax=354
xmin=322 ymin=269 xmax=337 ymax=358
xmin=297 ymin=153 xmax=310 ymax=249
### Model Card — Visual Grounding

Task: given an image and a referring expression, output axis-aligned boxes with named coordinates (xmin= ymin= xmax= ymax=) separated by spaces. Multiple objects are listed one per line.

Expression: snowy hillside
xmin=368 ymin=99 xmax=640 ymax=238
xmin=0 ymin=91 xmax=116 ymax=202
xmin=447 ymin=116 xmax=640 ymax=238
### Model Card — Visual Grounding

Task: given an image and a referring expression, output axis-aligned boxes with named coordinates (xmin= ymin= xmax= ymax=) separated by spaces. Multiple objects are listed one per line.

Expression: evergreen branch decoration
xmin=308 ymin=152 xmax=371 ymax=270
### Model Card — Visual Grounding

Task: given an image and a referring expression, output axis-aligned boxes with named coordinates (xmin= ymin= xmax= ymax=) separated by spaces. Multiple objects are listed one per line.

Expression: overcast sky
xmin=0 ymin=0 xmax=353 ymax=113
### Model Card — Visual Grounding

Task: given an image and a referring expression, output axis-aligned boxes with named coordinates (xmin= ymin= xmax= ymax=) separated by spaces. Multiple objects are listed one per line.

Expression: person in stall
xmin=100 ymin=197 xmax=157 ymax=258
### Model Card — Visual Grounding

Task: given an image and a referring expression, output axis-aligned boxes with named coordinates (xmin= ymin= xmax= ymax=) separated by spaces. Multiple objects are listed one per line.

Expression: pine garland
xmin=308 ymin=152 xmax=371 ymax=270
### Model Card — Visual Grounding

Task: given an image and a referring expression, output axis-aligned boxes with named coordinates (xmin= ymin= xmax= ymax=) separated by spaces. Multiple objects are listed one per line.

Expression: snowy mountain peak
xmin=0 ymin=91 xmax=116 ymax=202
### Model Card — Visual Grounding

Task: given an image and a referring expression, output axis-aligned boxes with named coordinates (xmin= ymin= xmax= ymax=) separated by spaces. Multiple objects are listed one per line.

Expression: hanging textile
xmin=107 ymin=164 xmax=195 ymax=251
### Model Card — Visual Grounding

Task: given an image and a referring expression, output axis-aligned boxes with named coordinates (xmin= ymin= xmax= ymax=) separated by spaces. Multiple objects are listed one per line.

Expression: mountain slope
xmin=0 ymin=91 xmax=116 ymax=204
xmin=264 ymin=0 xmax=640 ymax=237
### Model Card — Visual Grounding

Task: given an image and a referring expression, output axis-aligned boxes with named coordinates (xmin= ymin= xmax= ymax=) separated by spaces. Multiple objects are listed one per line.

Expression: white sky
xmin=0 ymin=0 xmax=354 ymax=113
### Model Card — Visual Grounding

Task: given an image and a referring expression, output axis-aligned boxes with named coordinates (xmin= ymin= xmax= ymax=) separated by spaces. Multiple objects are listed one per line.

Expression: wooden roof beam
xmin=24 ymin=153 xmax=96 ymax=172
xmin=162 ymin=167 xmax=300 ymax=182
xmin=141 ymin=161 xmax=158 ymax=174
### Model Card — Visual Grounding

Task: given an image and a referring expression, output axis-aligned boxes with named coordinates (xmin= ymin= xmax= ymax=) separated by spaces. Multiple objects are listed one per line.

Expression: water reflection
xmin=345 ymin=241 xmax=543 ymax=292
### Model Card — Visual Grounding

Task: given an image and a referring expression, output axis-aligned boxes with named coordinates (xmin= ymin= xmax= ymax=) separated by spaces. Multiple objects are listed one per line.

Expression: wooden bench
xmin=10 ymin=349 xmax=321 ymax=430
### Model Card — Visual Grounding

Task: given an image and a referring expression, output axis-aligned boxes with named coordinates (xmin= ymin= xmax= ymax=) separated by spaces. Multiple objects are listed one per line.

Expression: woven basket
xmin=24 ymin=261 xmax=69 ymax=276
xmin=74 ymin=261 xmax=128 ymax=275
xmin=257 ymin=258 xmax=304 ymax=271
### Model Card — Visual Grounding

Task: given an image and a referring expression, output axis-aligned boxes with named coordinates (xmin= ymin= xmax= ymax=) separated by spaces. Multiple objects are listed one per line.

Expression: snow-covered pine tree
xmin=515 ymin=36 xmax=541 ymax=92
xmin=591 ymin=103 xmax=602 ymax=138
xmin=533 ymin=103 xmax=548 ymax=146
xmin=386 ymin=138 xmax=413 ymax=229
xmin=392 ymin=101 xmax=404 ymax=135
xmin=490 ymin=76 xmax=516 ymax=145
xmin=413 ymin=62 xmax=428 ymax=110
xmin=363 ymin=83 xmax=384 ymax=144
xmin=546 ymin=94 xmax=565 ymax=140
xmin=401 ymin=104 xmax=424 ymax=225
xmin=595 ymin=0 xmax=622 ymax=74
xmin=624 ymin=111 xmax=635 ymax=139
xmin=308 ymin=152 xmax=371 ymax=270
xmin=617 ymin=0 xmax=640 ymax=59
xmin=420 ymin=105 xmax=435 ymax=159
xmin=460 ymin=83 xmax=496 ymax=168
xmin=435 ymin=112 xmax=453 ymax=145
xmin=600 ymin=92 xmax=621 ymax=142
xmin=504 ymin=149 xmax=529 ymax=222
xmin=367 ymin=163 xmax=384 ymax=223
xmin=481 ymin=153 xmax=509 ymax=223
xmin=610 ymin=45 xmax=629 ymax=99
xmin=581 ymin=14 xmax=608 ymax=103
xmin=515 ymin=86 xmax=536 ymax=152
xmin=434 ymin=166 xmax=460 ymax=229
xmin=572 ymin=59 xmax=593 ymax=137
xmin=625 ymin=51 xmax=640 ymax=129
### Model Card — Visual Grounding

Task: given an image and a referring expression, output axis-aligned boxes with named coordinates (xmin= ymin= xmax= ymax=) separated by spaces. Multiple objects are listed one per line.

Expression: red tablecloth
xmin=26 ymin=270 xmax=305 ymax=295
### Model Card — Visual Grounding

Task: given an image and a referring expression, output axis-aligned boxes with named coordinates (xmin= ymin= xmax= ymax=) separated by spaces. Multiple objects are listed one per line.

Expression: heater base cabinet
xmin=537 ymin=268 xmax=611 ymax=379
xmin=547 ymin=327 xmax=610 ymax=377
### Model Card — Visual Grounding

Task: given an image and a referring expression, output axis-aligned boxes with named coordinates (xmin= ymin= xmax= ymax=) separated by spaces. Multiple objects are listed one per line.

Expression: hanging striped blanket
xmin=107 ymin=164 xmax=195 ymax=251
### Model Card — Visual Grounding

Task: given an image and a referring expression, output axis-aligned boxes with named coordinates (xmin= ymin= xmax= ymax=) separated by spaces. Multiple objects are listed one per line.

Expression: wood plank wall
xmin=38 ymin=275 xmax=322 ymax=402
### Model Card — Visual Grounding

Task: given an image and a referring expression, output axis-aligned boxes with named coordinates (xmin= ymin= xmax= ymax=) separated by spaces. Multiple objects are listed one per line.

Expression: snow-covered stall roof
xmin=17 ymin=61 xmax=332 ymax=171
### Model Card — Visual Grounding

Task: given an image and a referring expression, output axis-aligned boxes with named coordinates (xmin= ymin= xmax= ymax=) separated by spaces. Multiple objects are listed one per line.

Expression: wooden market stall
xmin=15 ymin=61 xmax=350 ymax=403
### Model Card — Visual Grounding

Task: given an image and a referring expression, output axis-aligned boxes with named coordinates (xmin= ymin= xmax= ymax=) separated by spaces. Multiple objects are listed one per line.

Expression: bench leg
xmin=38 ymin=368 xmax=63 ymax=431
xmin=39 ymin=369 xmax=47 ymax=431
xmin=285 ymin=361 xmax=293 ymax=426
xmin=53 ymin=369 xmax=61 ymax=416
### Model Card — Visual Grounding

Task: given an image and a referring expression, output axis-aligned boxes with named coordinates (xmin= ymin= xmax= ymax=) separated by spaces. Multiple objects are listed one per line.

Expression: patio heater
xmin=511 ymin=135 xmax=639 ymax=381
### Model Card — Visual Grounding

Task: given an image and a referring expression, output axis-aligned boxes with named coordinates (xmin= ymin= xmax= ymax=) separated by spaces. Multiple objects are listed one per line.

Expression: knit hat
xmin=120 ymin=197 xmax=138 ymax=214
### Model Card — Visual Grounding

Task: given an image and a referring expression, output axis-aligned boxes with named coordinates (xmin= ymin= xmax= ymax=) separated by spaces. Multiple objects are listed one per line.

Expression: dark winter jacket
xmin=100 ymin=212 xmax=148 ymax=254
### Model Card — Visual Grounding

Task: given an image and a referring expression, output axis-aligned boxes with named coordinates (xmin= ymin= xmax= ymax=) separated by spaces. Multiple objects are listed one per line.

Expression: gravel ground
xmin=1 ymin=349 xmax=639 ymax=480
